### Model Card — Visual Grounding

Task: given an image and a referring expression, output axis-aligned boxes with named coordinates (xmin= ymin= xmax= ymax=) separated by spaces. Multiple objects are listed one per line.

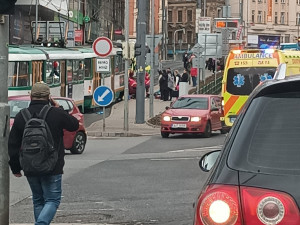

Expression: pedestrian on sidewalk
xmin=159 ymin=69 xmax=169 ymax=101
xmin=8 ymin=82 xmax=79 ymax=225
xmin=181 ymin=69 xmax=189 ymax=83
xmin=190 ymin=67 xmax=198 ymax=87
xmin=167 ymin=68 xmax=176 ymax=101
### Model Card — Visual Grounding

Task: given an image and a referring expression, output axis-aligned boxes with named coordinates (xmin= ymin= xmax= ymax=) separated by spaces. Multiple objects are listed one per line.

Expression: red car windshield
xmin=171 ymin=97 xmax=208 ymax=109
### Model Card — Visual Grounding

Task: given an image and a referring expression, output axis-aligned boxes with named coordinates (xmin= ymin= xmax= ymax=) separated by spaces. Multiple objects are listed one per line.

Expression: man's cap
xmin=30 ymin=82 xmax=50 ymax=97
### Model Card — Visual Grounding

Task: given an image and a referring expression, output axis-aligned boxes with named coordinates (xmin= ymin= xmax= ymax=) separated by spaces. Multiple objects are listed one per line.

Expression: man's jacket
xmin=8 ymin=100 xmax=79 ymax=176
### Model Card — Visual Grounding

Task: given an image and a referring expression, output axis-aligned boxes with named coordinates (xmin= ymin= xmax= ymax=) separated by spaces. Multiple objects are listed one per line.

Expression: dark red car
xmin=160 ymin=94 xmax=226 ymax=138
xmin=8 ymin=95 xmax=87 ymax=154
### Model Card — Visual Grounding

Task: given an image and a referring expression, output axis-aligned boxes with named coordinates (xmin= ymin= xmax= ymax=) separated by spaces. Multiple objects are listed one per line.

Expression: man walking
xmin=8 ymin=82 xmax=79 ymax=225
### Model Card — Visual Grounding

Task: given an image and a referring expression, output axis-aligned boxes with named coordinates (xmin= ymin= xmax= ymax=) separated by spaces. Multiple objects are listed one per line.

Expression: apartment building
xmin=167 ymin=0 xmax=197 ymax=54
xmin=230 ymin=0 xmax=300 ymax=46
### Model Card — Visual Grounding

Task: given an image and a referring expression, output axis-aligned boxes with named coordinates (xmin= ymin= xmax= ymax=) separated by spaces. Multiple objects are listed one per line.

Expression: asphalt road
xmin=9 ymin=133 xmax=226 ymax=225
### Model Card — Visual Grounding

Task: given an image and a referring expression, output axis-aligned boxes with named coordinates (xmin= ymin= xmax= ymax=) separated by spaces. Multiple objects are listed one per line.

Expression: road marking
xmin=151 ymin=157 xmax=196 ymax=161
xmin=168 ymin=145 xmax=222 ymax=153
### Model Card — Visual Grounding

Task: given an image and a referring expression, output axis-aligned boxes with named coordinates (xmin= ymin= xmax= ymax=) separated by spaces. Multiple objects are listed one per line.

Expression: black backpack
xmin=20 ymin=105 xmax=58 ymax=175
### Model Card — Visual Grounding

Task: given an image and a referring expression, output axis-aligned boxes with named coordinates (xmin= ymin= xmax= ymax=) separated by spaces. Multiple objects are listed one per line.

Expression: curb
xmin=87 ymin=131 xmax=141 ymax=137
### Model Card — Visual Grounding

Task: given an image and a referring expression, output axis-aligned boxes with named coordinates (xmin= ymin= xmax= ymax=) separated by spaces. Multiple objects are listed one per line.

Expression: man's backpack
xmin=20 ymin=105 xmax=58 ymax=175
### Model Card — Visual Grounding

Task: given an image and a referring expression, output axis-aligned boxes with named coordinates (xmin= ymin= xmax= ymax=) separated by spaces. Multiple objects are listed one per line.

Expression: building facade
xmin=167 ymin=0 xmax=197 ymax=55
xmin=230 ymin=0 xmax=300 ymax=46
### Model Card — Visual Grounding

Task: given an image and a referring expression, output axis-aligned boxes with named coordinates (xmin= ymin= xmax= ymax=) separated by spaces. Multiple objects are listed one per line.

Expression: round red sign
xmin=92 ymin=37 xmax=113 ymax=57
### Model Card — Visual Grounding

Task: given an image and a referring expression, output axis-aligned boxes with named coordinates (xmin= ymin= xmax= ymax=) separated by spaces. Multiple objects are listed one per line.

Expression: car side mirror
xmin=199 ymin=150 xmax=221 ymax=172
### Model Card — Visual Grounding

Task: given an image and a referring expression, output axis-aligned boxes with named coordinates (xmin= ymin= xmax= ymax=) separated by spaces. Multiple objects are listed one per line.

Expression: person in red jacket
xmin=190 ymin=67 xmax=198 ymax=87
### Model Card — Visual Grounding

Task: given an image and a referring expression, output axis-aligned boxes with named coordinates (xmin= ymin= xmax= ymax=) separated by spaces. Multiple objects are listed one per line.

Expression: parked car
xmin=8 ymin=95 xmax=87 ymax=154
xmin=160 ymin=94 xmax=225 ymax=138
xmin=193 ymin=74 xmax=300 ymax=224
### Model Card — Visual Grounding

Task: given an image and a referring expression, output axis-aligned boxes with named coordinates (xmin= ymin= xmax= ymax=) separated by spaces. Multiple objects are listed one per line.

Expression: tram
xmin=8 ymin=45 xmax=125 ymax=113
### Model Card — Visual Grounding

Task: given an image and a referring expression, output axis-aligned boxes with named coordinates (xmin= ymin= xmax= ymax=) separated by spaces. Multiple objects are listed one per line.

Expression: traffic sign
xmin=93 ymin=86 xmax=114 ymax=107
xmin=93 ymin=37 xmax=113 ymax=57
xmin=96 ymin=58 xmax=111 ymax=73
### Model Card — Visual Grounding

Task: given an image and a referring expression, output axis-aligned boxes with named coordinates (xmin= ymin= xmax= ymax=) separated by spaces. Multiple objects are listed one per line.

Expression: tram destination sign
xmin=96 ymin=58 xmax=111 ymax=73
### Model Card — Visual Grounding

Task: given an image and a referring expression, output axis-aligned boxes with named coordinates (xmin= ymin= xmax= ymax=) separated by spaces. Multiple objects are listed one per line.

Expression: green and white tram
xmin=8 ymin=45 xmax=125 ymax=112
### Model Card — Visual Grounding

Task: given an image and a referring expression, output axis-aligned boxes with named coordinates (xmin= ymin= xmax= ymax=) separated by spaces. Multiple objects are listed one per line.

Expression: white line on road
xmin=168 ymin=145 xmax=222 ymax=153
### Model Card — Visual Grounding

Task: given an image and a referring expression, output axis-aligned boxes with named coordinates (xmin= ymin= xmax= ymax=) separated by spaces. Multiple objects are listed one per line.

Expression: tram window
xmin=78 ymin=60 xmax=84 ymax=80
xmin=8 ymin=62 xmax=29 ymax=87
xmin=46 ymin=61 xmax=60 ymax=85
xmin=67 ymin=60 xmax=73 ymax=82
xmin=84 ymin=59 xmax=91 ymax=78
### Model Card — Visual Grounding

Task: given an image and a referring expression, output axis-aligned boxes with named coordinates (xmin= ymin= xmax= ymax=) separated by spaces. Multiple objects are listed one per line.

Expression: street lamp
xmin=173 ymin=28 xmax=185 ymax=61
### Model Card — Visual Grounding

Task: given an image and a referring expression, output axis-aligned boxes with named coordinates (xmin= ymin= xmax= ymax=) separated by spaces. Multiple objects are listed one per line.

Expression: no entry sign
xmin=92 ymin=37 xmax=113 ymax=57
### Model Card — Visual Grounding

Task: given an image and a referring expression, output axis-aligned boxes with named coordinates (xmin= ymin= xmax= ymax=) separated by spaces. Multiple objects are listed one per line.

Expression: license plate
xmin=172 ymin=124 xmax=187 ymax=128
xmin=230 ymin=117 xmax=236 ymax=124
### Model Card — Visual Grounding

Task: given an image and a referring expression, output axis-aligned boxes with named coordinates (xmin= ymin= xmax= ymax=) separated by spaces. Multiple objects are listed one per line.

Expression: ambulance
xmin=221 ymin=49 xmax=285 ymax=129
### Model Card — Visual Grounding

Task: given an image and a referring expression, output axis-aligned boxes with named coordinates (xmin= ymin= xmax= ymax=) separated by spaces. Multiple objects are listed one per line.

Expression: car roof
xmin=8 ymin=95 xmax=74 ymax=101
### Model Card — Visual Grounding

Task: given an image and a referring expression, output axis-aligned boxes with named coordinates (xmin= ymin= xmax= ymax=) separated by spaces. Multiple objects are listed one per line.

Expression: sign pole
xmin=101 ymin=74 xmax=106 ymax=132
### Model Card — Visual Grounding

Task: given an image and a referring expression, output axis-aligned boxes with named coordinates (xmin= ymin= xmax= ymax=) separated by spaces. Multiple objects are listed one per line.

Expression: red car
xmin=8 ymin=95 xmax=87 ymax=154
xmin=160 ymin=94 xmax=225 ymax=138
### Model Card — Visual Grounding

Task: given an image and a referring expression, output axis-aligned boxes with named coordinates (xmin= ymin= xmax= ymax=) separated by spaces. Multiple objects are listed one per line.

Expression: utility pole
xmin=35 ymin=0 xmax=38 ymax=42
xmin=150 ymin=0 xmax=155 ymax=118
xmin=161 ymin=0 xmax=166 ymax=60
xmin=123 ymin=0 xmax=129 ymax=131
xmin=0 ymin=14 xmax=11 ymax=225
xmin=136 ymin=0 xmax=147 ymax=124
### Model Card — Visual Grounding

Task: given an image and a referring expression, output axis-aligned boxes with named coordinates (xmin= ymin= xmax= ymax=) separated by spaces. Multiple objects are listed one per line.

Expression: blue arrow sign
xmin=93 ymin=86 xmax=114 ymax=107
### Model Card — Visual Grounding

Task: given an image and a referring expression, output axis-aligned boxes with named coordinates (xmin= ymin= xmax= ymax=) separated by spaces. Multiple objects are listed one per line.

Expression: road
xmin=9 ymin=133 xmax=226 ymax=225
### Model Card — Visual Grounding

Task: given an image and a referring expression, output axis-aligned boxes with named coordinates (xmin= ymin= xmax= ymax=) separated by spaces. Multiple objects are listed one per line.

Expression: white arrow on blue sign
xmin=93 ymin=86 xmax=114 ymax=107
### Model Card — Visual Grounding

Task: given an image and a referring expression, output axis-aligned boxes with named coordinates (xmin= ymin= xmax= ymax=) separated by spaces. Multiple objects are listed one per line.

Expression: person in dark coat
xmin=159 ymin=69 xmax=169 ymax=101
xmin=181 ymin=69 xmax=189 ymax=83
xmin=8 ymin=82 xmax=79 ymax=225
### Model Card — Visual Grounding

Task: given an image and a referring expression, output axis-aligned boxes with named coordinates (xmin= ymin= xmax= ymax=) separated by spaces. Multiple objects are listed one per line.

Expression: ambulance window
xmin=227 ymin=67 xmax=276 ymax=95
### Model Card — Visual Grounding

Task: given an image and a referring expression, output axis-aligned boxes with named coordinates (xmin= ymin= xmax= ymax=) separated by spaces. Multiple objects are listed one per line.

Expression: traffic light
xmin=0 ymin=0 xmax=17 ymax=15
xmin=122 ymin=41 xmax=129 ymax=59
xmin=134 ymin=43 xmax=141 ymax=57
xmin=115 ymin=41 xmax=128 ymax=59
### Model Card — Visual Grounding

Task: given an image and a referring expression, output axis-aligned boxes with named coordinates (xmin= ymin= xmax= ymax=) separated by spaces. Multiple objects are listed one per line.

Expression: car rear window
xmin=8 ymin=100 xmax=30 ymax=118
xmin=172 ymin=97 xmax=208 ymax=109
xmin=228 ymin=92 xmax=300 ymax=175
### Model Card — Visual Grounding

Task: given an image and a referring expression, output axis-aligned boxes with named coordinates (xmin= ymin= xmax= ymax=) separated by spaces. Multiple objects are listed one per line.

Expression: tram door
xmin=32 ymin=61 xmax=43 ymax=84
xmin=60 ymin=61 xmax=66 ymax=97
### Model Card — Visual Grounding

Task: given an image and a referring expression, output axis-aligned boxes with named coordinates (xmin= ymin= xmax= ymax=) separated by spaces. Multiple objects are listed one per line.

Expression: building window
xmin=257 ymin=11 xmax=262 ymax=23
xmin=168 ymin=11 xmax=173 ymax=23
xmin=178 ymin=10 xmax=182 ymax=22
xmin=275 ymin=12 xmax=278 ymax=24
xmin=168 ymin=31 xmax=173 ymax=44
xmin=252 ymin=0 xmax=255 ymax=2
xmin=264 ymin=11 xmax=266 ymax=23
xmin=187 ymin=10 xmax=193 ymax=22
xmin=252 ymin=10 xmax=255 ymax=23
xmin=297 ymin=13 xmax=300 ymax=25
xmin=285 ymin=35 xmax=290 ymax=43
xmin=275 ymin=0 xmax=278 ymax=3
xmin=178 ymin=31 xmax=183 ymax=42
xmin=258 ymin=0 xmax=262 ymax=3
xmin=187 ymin=31 xmax=193 ymax=43
xmin=280 ymin=12 xmax=285 ymax=24
xmin=298 ymin=0 xmax=300 ymax=4
xmin=281 ymin=0 xmax=285 ymax=3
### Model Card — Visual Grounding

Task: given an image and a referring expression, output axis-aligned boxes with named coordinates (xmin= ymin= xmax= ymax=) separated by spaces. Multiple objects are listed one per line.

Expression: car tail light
xmin=194 ymin=185 xmax=300 ymax=225
xmin=195 ymin=185 xmax=242 ymax=225
xmin=241 ymin=186 xmax=300 ymax=225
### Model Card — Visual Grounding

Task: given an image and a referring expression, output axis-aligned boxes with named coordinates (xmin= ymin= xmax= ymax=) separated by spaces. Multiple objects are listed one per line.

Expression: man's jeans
xmin=27 ymin=174 xmax=62 ymax=225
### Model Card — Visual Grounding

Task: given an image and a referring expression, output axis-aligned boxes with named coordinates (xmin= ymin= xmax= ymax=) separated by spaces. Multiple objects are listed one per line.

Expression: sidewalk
xmin=86 ymin=97 xmax=170 ymax=137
